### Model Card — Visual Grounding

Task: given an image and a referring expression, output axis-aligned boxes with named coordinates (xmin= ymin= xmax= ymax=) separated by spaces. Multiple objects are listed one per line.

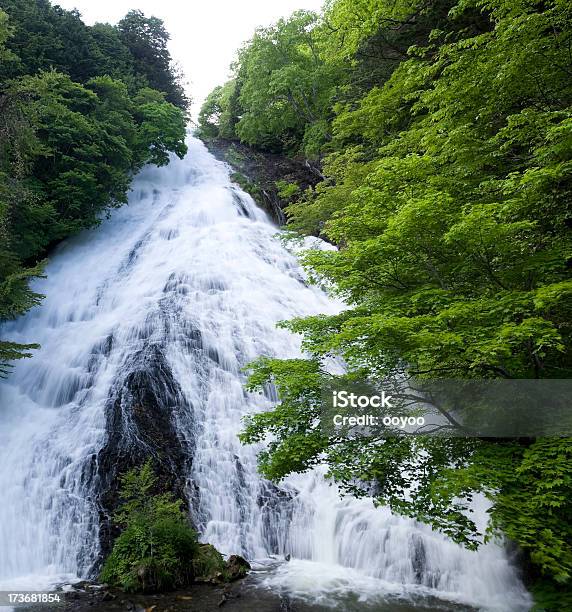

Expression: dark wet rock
xmin=95 ymin=342 xmax=194 ymax=563
xmin=28 ymin=573 xmax=471 ymax=612
xmin=225 ymin=555 xmax=251 ymax=581
xmin=72 ymin=581 xmax=90 ymax=591
xmin=192 ymin=546 xmax=250 ymax=585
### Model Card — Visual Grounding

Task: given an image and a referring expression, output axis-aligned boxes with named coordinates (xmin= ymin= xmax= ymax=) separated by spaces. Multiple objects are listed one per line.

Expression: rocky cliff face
xmin=204 ymin=138 xmax=322 ymax=226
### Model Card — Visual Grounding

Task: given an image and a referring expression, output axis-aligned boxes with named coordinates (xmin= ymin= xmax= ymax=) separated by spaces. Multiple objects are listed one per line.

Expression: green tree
xmin=227 ymin=11 xmax=341 ymax=155
xmin=0 ymin=0 xmax=101 ymax=83
xmin=0 ymin=251 xmax=43 ymax=377
xmin=0 ymin=3 xmax=188 ymax=373
xmin=118 ymin=10 xmax=188 ymax=110
xmin=197 ymin=80 xmax=239 ymax=140
xmin=100 ymin=461 xmax=198 ymax=592
xmin=0 ymin=11 xmax=44 ymax=374
xmin=90 ymin=22 xmax=141 ymax=85
xmin=134 ymin=90 xmax=188 ymax=166
xmin=0 ymin=2 xmax=188 ymax=108
xmin=0 ymin=8 xmax=15 ymax=65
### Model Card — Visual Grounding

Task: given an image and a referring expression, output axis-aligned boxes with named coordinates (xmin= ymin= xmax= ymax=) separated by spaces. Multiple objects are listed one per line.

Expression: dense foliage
xmin=0 ymin=0 xmax=188 ymax=375
xmin=197 ymin=9 xmax=342 ymax=155
xmin=203 ymin=0 xmax=572 ymax=605
xmin=100 ymin=462 xmax=235 ymax=592
xmin=100 ymin=462 xmax=198 ymax=592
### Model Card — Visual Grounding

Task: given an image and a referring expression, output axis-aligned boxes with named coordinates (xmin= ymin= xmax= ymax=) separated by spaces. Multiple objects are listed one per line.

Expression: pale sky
xmin=56 ymin=0 xmax=324 ymax=118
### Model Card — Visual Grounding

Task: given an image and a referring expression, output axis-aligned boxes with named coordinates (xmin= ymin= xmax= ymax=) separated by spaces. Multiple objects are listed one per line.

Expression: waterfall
xmin=0 ymin=136 xmax=531 ymax=610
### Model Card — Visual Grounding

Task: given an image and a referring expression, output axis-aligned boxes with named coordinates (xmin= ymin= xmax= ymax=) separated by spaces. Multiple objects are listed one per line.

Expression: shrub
xmin=100 ymin=461 xmax=198 ymax=592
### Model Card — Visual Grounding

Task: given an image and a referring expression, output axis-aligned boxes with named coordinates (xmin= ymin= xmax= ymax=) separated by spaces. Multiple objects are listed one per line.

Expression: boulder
xmin=225 ymin=555 xmax=251 ymax=581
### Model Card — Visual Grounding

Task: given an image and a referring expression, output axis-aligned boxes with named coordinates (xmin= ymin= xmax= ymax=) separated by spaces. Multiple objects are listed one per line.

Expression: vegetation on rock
xmin=100 ymin=461 xmax=198 ymax=592
xmin=100 ymin=462 xmax=247 ymax=593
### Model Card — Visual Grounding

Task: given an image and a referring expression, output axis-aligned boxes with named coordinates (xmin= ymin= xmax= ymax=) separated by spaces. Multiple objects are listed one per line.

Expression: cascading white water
xmin=0 ymin=136 xmax=531 ymax=610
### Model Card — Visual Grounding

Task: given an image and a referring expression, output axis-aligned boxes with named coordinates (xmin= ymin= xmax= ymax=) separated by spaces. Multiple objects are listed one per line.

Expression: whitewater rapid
xmin=0 ymin=136 xmax=531 ymax=610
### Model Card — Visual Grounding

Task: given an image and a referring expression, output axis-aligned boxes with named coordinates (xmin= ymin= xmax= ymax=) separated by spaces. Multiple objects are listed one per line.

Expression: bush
xmin=100 ymin=461 xmax=198 ymax=592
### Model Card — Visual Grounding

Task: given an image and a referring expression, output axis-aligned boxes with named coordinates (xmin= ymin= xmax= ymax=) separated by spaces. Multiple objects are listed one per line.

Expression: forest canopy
xmin=0 ymin=0 xmax=188 ymax=375
xmin=200 ymin=0 xmax=572 ymax=607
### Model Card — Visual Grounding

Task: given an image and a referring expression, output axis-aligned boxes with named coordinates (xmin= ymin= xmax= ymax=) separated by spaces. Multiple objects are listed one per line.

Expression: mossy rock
xmin=192 ymin=544 xmax=228 ymax=583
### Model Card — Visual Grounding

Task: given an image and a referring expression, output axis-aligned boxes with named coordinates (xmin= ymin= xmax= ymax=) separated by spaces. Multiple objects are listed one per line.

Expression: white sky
xmin=56 ymin=0 xmax=324 ymax=118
